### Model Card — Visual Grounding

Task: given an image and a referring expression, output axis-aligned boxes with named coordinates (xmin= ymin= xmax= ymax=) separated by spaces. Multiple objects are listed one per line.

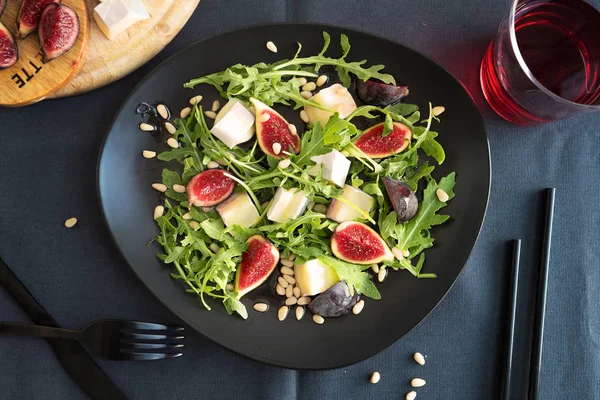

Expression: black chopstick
xmin=501 ymin=239 xmax=521 ymax=400
xmin=528 ymin=188 xmax=556 ymax=400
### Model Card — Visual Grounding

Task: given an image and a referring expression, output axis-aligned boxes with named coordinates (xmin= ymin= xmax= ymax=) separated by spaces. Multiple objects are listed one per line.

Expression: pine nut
xmin=165 ymin=122 xmax=177 ymax=134
xmin=392 ymin=247 xmax=404 ymax=261
xmin=202 ymin=207 xmax=212 ymax=212
xmin=285 ymin=285 xmax=293 ymax=298
xmin=278 ymin=276 xmax=289 ymax=288
xmin=406 ymin=391 xmax=417 ymax=400
xmin=312 ymin=314 xmax=324 ymax=325
xmin=204 ymin=111 xmax=217 ymax=119
xmin=139 ymin=122 xmax=155 ymax=131
xmin=378 ymin=267 xmax=387 ymax=282
xmin=352 ymin=300 xmax=365 ymax=315
xmin=167 ymin=138 xmax=178 ymax=148
xmin=173 ymin=184 xmax=186 ymax=193
xmin=180 ymin=107 xmax=192 ymax=118
xmin=300 ymin=91 xmax=312 ymax=99
xmin=293 ymin=287 xmax=301 ymax=298
xmin=316 ymin=75 xmax=328 ymax=86
xmin=64 ymin=217 xmax=77 ymax=228
xmin=295 ymin=306 xmax=305 ymax=320
xmin=288 ymin=124 xmax=297 ymax=136
xmin=432 ymin=106 xmax=445 ymax=116
xmin=278 ymin=159 xmax=291 ymax=169
xmin=285 ymin=297 xmax=297 ymax=306
xmin=189 ymin=95 xmax=203 ymax=105
xmin=281 ymin=266 xmax=294 ymax=276
xmin=300 ymin=110 xmax=309 ymax=123
xmin=313 ymin=204 xmax=328 ymax=214
xmin=297 ymin=77 xmax=307 ymax=86
xmin=209 ymin=243 xmax=221 ymax=253
xmin=288 ymin=253 xmax=296 ymax=261
xmin=436 ymin=188 xmax=449 ymax=202
xmin=281 ymin=259 xmax=294 ymax=267
xmin=226 ymin=283 xmax=234 ymax=291
xmin=152 ymin=183 xmax=167 ymax=192
xmin=413 ymin=352 xmax=425 ymax=365
xmin=276 ymin=284 xmax=286 ymax=296
xmin=253 ymin=303 xmax=268 ymax=312
xmin=370 ymin=372 xmax=381 ymax=384
xmin=207 ymin=161 xmax=220 ymax=169
xmin=411 ymin=378 xmax=426 ymax=388
xmin=153 ymin=205 xmax=164 ymax=220
xmin=283 ymin=275 xmax=296 ymax=285
xmin=302 ymin=82 xmax=316 ymax=91
xmin=212 ymin=100 xmax=220 ymax=112
xmin=297 ymin=296 xmax=311 ymax=306
xmin=217 ymin=158 xmax=228 ymax=166
xmin=182 ymin=212 xmax=192 ymax=220
xmin=272 ymin=143 xmax=282 ymax=155
xmin=258 ymin=113 xmax=270 ymax=122
xmin=307 ymin=201 xmax=316 ymax=210
xmin=277 ymin=306 xmax=288 ymax=321
xmin=157 ymin=104 xmax=169 ymax=119
xmin=266 ymin=41 xmax=277 ymax=53
xmin=402 ymin=249 xmax=410 ymax=258
xmin=371 ymin=264 xmax=380 ymax=274
xmin=142 ymin=150 xmax=156 ymax=159
xmin=189 ymin=221 xmax=200 ymax=230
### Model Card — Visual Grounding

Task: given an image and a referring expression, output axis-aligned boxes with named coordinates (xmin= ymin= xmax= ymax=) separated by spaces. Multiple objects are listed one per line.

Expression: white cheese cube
xmin=267 ymin=187 xmax=309 ymax=223
xmin=326 ymin=185 xmax=374 ymax=222
xmin=308 ymin=149 xmax=351 ymax=187
xmin=304 ymin=84 xmax=357 ymax=127
xmin=210 ymin=99 xmax=255 ymax=149
xmin=295 ymin=259 xmax=340 ymax=296
xmin=216 ymin=192 xmax=260 ymax=228
xmin=94 ymin=0 xmax=150 ymax=41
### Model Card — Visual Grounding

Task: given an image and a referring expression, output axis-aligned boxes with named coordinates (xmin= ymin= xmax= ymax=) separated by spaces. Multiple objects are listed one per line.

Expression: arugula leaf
xmin=385 ymin=103 xmax=419 ymax=117
xmin=292 ymin=122 xmax=330 ymax=168
xmin=319 ymin=256 xmax=381 ymax=300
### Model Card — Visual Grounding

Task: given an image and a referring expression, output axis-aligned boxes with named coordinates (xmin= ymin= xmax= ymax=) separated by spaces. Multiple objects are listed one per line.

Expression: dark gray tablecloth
xmin=1 ymin=0 xmax=599 ymax=399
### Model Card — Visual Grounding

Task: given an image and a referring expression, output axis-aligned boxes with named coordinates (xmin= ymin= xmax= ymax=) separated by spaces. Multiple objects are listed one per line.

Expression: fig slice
xmin=250 ymin=98 xmax=300 ymax=158
xmin=356 ymin=80 xmax=409 ymax=107
xmin=0 ymin=22 xmax=18 ymax=69
xmin=308 ymin=281 xmax=359 ymax=318
xmin=186 ymin=169 xmax=235 ymax=207
xmin=331 ymin=221 xmax=394 ymax=265
xmin=38 ymin=3 xmax=80 ymax=63
xmin=235 ymin=235 xmax=280 ymax=298
xmin=0 ymin=0 xmax=6 ymax=18
xmin=353 ymin=122 xmax=412 ymax=159
xmin=16 ymin=0 xmax=60 ymax=39
xmin=382 ymin=177 xmax=418 ymax=222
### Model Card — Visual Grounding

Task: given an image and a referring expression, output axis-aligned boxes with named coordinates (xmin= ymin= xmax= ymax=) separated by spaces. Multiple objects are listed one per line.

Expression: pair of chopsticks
xmin=501 ymin=188 xmax=555 ymax=400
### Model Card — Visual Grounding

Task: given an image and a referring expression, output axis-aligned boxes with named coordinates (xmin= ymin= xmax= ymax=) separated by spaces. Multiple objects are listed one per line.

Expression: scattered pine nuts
xmin=432 ymin=106 xmax=445 ymax=116
xmin=165 ymin=122 xmax=177 ymax=134
xmin=152 ymin=183 xmax=167 ymax=192
xmin=276 ymin=284 xmax=286 ymax=296
xmin=300 ymin=91 xmax=312 ymax=99
xmin=278 ymin=276 xmax=289 ymax=288
xmin=157 ymin=104 xmax=169 ymax=120
xmin=312 ymin=314 xmax=325 ymax=325
xmin=316 ymin=75 xmax=328 ymax=86
xmin=297 ymin=77 xmax=307 ymax=86
xmin=411 ymin=378 xmax=426 ymax=388
xmin=402 ymin=249 xmax=410 ymax=258
xmin=436 ymin=188 xmax=449 ymax=202
xmin=352 ymin=300 xmax=365 ymax=315
xmin=212 ymin=100 xmax=220 ymax=112
xmin=207 ymin=161 xmax=220 ymax=169
xmin=142 ymin=150 xmax=156 ymax=159
xmin=288 ymin=124 xmax=298 ymax=136
xmin=209 ymin=243 xmax=221 ymax=253
xmin=167 ymin=138 xmax=178 ymax=149
xmin=313 ymin=204 xmax=328 ymax=214
xmin=392 ymin=247 xmax=404 ymax=261
xmin=173 ymin=184 xmax=186 ymax=193
xmin=278 ymin=306 xmax=288 ymax=321
xmin=139 ymin=122 xmax=155 ymax=132
xmin=413 ymin=352 xmax=425 ymax=366
xmin=293 ymin=287 xmax=301 ymax=298
xmin=377 ymin=267 xmax=387 ymax=282
xmin=257 ymin=113 xmax=271 ymax=122
xmin=285 ymin=297 xmax=297 ymax=306
xmin=283 ymin=275 xmax=296 ymax=285
xmin=295 ymin=306 xmax=305 ymax=320
xmin=153 ymin=205 xmax=164 ymax=220
xmin=189 ymin=221 xmax=200 ymax=230
xmin=204 ymin=111 xmax=217 ymax=119
xmin=281 ymin=259 xmax=294 ymax=267
xmin=253 ymin=303 xmax=268 ymax=312
xmin=285 ymin=285 xmax=293 ymax=298
xmin=189 ymin=95 xmax=203 ymax=105
xmin=370 ymin=372 xmax=381 ymax=384
xmin=406 ymin=391 xmax=417 ymax=400
xmin=266 ymin=41 xmax=277 ymax=53
xmin=300 ymin=110 xmax=309 ymax=123
xmin=272 ymin=143 xmax=282 ymax=155
xmin=302 ymin=82 xmax=317 ymax=91
xmin=202 ymin=207 xmax=212 ymax=212
xmin=64 ymin=217 xmax=77 ymax=228
xmin=371 ymin=264 xmax=380 ymax=274
xmin=182 ymin=212 xmax=192 ymax=220
xmin=180 ymin=107 xmax=192 ymax=118
xmin=278 ymin=159 xmax=291 ymax=169
xmin=281 ymin=266 xmax=294 ymax=276
xmin=297 ymin=296 xmax=311 ymax=306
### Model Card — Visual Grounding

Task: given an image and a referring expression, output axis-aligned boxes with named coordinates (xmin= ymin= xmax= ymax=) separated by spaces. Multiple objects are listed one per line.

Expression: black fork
xmin=0 ymin=320 xmax=184 ymax=360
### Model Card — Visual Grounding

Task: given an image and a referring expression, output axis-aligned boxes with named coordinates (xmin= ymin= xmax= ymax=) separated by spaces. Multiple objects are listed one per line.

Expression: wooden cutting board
xmin=0 ymin=0 xmax=89 ymax=107
xmin=51 ymin=0 xmax=200 ymax=98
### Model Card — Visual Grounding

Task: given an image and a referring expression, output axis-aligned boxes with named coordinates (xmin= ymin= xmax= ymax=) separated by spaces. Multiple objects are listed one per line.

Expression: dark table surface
xmin=1 ymin=0 xmax=599 ymax=399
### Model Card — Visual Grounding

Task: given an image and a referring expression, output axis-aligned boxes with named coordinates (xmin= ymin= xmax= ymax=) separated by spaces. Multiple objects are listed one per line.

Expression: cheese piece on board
xmin=93 ymin=0 xmax=150 ymax=40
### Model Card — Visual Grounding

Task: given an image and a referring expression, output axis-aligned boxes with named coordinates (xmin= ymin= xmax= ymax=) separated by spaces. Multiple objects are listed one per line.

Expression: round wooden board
xmin=51 ymin=0 xmax=200 ymax=99
xmin=0 ymin=0 xmax=89 ymax=107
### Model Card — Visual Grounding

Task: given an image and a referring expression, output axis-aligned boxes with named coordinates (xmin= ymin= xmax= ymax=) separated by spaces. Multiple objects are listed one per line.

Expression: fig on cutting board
xmin=0 ymin=0 xmax=6 ymax=18
xmin=0 ymin=22 xmax=18 ymax=69
xmin=250 ymin=98 xmax=300 ymax=158
xmin=16 ymin=0 xmax=60 ymax=39
xmin=382 ymin=177 xmax=418 ymax=222
xmin=356 ymin=80 xmax=409 ymax=106
xmin=353 ymin=122 xmax=412 ymax=159
xmin=187 ymin=169 xmax=235 ymax=207
xmin=308 ymin=281 xmax=359 ymax=318
xmin=38 ymin=3 xmax=80 ymax=63
xmin=331 ymin=221 xmax=394 ymax=265
xmin=235 ymin=235 xmax=280 ymax=298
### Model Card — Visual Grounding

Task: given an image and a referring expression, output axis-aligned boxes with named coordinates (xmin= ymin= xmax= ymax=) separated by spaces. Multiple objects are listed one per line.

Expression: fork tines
xmin=119 ymin=321 xmax=184 ymax=361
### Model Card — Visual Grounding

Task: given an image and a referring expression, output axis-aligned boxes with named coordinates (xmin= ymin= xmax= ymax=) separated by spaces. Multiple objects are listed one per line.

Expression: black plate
xmin=98 ymin=24 xmax=490 ymax=370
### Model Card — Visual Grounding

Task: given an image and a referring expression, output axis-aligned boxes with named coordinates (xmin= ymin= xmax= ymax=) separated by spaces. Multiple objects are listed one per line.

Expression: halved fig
xmin=16 ymin=0 xmax=60 ymax=39
xmin=0 ymin=22 xmax=18 ymax=69
xmin=0 ymin=0 xmax=6 ymax=18
xmin=382 ymin=177 xmax=418 ymax=222
xmin=250 ymin=98 xmax=300 ymax=158
xmin=187 ymin=169 xmax=235 ymax=207
xmin=331 ymin=221 xmax=394 ymax=265
xmin=308 ymin=281 xmax=359 ymax=318
xmin=353 ymin=122 xmax=412 ymax=158
xmin=235 ymin=235 xmax=280 ymax=298
xmin=356 ymin=80 xmax=409 ymax=107
xmin=38 ymin=3 xmax=80 ymax=63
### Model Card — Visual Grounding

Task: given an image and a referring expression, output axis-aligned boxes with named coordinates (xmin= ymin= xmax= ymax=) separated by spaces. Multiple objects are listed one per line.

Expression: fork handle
xmin=0 ymin=322 xmax=81 ymax=340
